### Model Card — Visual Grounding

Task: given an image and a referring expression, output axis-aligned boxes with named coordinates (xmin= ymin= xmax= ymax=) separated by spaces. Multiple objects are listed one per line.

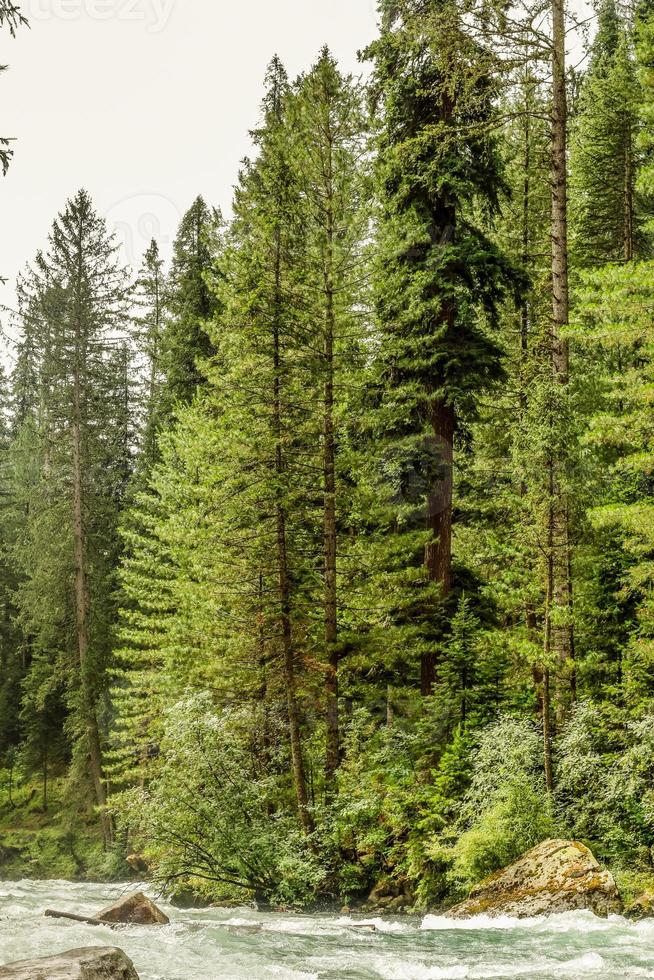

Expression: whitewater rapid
xmin=1 ymin=880 xmax=653 ymax=979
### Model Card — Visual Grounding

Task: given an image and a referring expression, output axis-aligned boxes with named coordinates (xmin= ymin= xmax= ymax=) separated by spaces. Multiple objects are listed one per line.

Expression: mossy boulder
xmin=447 ymin=838 xmax=622 ymax=919
xmin=364 ymin=875 xmax=412 ymax=912
xmin=0 ymin=947 xmax=139 ymax=979
xmin=625 ymin=891 xmax=654 ymax=920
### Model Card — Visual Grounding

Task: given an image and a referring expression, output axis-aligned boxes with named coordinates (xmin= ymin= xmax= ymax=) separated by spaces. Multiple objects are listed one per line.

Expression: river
xmin=1 ymin=880 xmax=654 ymax=978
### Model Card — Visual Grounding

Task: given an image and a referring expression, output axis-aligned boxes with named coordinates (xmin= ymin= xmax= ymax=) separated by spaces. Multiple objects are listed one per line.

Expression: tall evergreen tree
xmin=0 ymin=365 xmax=21 ymax=759
xmin=570 ymin=0 xmax=649 ymax=265
xmin=222 ymin=57 xmax=314 ymax=831
xmin=364 ymin=0 xmax=518 ymax=693
xmin=636 ymin=0 xmax=654 ymax=198
xmin=289 ymin=48 xmax=370 ymax=785
xmin=14 ymin=190 xmax=131 ymax=842
xmin=547 ymin=0 xmax=577 ymax=722
xmin=156 ymin=197 xmax=221 ymax=423
xmin=133 ymin=239 xmax=166 ymax=466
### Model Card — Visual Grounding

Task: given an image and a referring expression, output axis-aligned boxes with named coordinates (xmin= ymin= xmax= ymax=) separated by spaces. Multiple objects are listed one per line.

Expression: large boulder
xmin=96 ymin=892 xmax=169 ymax=926
xmin=625 ymin=891 xmax=654 ymax=920
xmin=366 ymin=876 xmax=412 ymax=913
xmin=0 ymin=947 xmax=139 ymax=979
xmin=447 ymin=838 xmax=622 ymax=919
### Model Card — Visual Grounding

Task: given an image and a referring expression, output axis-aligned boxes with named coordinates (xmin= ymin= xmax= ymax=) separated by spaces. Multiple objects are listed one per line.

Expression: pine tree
xmin=133 ymin=239 xmax=166 ymax=466
xmin=14 ymin=190 xmax=131 ymax=842
xmin=288 ymin=48 xmax=370 ymax=785
xmin=546 ymin=0 xmax=577 ymax=724
xmin=570 ymin=0 xmax=649 ymax=266
xmin=220 ymin=57 xmax=314 ymax=831
xmin=0 ymin=365 xmax=21 ymax=759
xmin=636 ymin=0 xmax=654 ymax=199
xmin=156 ymin=198 xmax=221 ymax=423
xmin=573 ymin=262 xmax=654 ymax=710
xmin=0 ymin=1 xmax=26 ymax=178
xmin=115 ymin=61 xmax=318 ymax=833
xmin=364 ymin=0 xmax=518 ymax=694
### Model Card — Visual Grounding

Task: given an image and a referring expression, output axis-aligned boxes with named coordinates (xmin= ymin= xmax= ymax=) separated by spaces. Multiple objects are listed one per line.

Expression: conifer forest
xmin=2 ymin=0 xmax=654 ymax=918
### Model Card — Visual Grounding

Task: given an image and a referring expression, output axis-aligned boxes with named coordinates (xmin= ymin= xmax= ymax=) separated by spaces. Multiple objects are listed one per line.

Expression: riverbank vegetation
xmin=1 ymin=0 xmax=654 ymax=911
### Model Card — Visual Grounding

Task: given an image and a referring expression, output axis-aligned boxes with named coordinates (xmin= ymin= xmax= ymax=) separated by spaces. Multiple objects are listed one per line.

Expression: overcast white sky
xmin=1 ymin=0 xmax=594 ymax=363
xmin=0 ymin=0 xmax=378 ymax=357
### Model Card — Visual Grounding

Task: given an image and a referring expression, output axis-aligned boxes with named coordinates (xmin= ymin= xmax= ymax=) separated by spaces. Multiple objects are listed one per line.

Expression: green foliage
xmin=155 ymin=198 xmax=221 ymax=423
xmin=572 ymin=261 xmax=654 ymax=709
xmin=570 ymin=0 xmax=650 ymax=264
xmin=365 ymin=0 xmax=518 ymax=425
xmin=326 ymin=712 xmax=419 ymax=897
xmin=0 ymin=1 xmax=27 ymax=178
xmin=121 ymin=695 xmax=325 ymax=906
xmin=448 ymin=717 xmax=557 ymax=890
xmin=637 ymin=0 xmax=654 ymax=200
xmin=557 ymin=701 xmax=654 ymax=866
xmin=0 ymin=775 xmax=113 ymax=881
xmin=3 ymin=0 xmax=654 ymax=914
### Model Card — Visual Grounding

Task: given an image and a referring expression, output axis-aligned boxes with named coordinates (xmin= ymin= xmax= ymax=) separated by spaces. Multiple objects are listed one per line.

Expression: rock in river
xmin=447 ymin=838 xmax=622 ymax=919
xmin=625 ymin=892 xmax=654 ymax=920
xmin=96 ymin=892 xmax=169 ymax=926
xmin=0 ymin=947 xmax=139 ymax=979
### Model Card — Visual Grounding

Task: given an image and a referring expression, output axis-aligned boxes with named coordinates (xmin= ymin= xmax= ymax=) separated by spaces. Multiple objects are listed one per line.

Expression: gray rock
xmin=225 ymin=923 xmax=263 ymax=935
xmin=447 ymin=838 xmax=622 ymax=919
xmin=0 ymin=947 xmax=139 ymax=979
xmin=96 ymin=892 xmax=169 ymax=926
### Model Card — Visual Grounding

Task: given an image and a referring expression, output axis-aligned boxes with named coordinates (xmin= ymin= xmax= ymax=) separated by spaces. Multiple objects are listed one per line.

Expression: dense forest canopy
xmin=1 ymin=0 xmax=654 ymax=909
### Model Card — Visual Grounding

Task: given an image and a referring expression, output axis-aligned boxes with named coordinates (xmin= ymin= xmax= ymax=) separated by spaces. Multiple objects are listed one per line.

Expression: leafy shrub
xmin=118 ymin=694 xmax=326 ymax=906
xmin=448 ymin=716 xmax=557 ymax=891
xmin=326 ymin=710 xmax=420 ymax=899
xmin=557 ymin=701 xmax=654 ymax=867
xmin=327 ymin=711 xmax=474 ymax=907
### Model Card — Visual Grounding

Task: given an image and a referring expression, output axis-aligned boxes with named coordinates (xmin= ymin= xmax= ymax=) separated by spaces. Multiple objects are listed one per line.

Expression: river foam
xmin=1 ymin=880 xmax=654 ymax=979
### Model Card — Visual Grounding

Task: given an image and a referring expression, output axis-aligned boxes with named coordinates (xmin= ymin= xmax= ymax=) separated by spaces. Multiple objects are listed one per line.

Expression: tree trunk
xmin=624 ymin=144 xmax=634 ymax=262
xmin=323 ymin=136 xmax=340 ymax=788
xmin=519 ymin=70 xmax=548 ymax=728
xmin=550 ymin=0 xmax=575 ymax=718
xmin=542 ymin=667 xmax=554 ymax=792
xmin=422 ymin=401 xmax=455 ymax=694
xmin=72 ymin=369 xmax=111 ymax=847
xmin=272 ymin=226 xmax=313 ymax=834
xmin=275 ymin=495 xmax=313 ymax=834
xmin=542 ymin=496 xmax=555 ymax=792
xmin=41 ymin=749 xmax=47 ymax=813
xmin=71 ymin=219 xmax=112 ymax=847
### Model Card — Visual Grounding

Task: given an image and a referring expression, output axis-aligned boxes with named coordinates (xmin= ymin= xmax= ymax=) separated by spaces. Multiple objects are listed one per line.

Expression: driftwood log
xmin=44 ymin=909 xmax=104 ymax=927
xmin=44 ymin=893 xmax=169 ymax=928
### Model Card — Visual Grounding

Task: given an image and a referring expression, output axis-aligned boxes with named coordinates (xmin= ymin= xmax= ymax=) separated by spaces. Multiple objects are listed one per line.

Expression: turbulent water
xmin=1 ymin=881 xmax=654 ymax=979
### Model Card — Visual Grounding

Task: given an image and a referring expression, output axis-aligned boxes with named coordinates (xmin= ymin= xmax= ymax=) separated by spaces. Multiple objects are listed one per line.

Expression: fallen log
xmin=44 ymin=909 xmax=103 ymax=926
